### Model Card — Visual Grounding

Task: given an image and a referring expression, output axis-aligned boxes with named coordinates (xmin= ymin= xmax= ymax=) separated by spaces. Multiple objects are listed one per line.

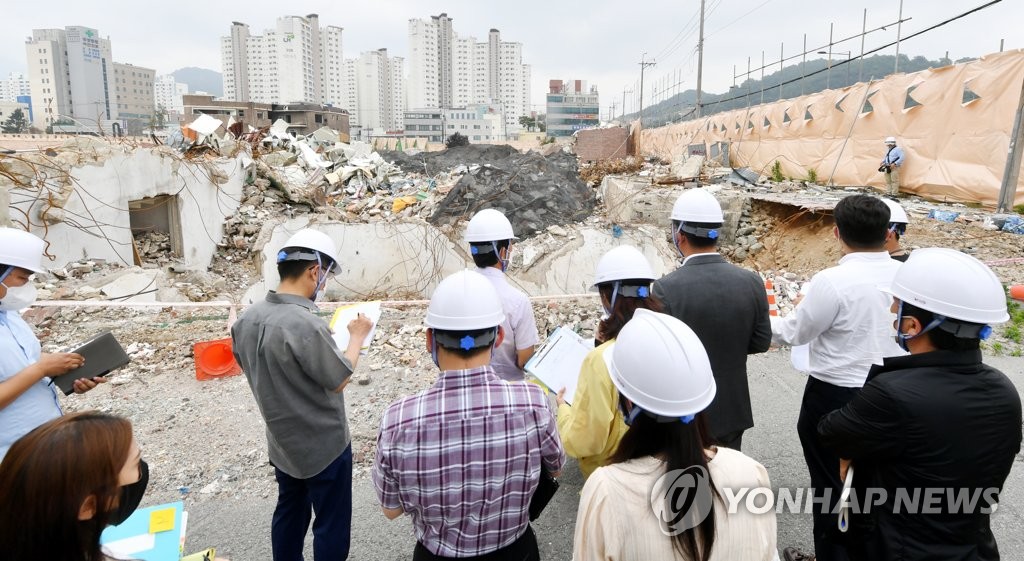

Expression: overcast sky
xmin=1 ymin=0 xmax=1019 ymax=116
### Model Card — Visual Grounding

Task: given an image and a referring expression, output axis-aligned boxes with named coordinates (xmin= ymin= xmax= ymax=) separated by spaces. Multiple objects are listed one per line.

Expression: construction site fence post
xmin=998 ymin=74 xmax=1024 ymax=213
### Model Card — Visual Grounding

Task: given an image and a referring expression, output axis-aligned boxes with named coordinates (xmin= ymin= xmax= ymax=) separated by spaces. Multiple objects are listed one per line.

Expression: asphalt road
xmin=185 ymin=350 xmax=1024 ymax=560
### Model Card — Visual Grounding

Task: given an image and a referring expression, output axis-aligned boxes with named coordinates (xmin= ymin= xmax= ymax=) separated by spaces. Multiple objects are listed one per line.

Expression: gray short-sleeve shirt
xmin=231 ymin=291 xmax=353 ymax=478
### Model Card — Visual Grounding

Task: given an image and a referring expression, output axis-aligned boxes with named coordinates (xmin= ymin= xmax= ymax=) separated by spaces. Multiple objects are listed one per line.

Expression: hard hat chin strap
xmin=619 ymin=395 xmax=696 ymax=426
xmin=312 ymin=252 xmax=329 ymax=302
xmin=895 ymin=300 xmax=947 ymax=351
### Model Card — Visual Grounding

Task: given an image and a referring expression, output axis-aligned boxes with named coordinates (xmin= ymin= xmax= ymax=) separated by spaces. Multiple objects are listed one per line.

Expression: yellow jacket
xmin=556 ymin=340 xmax=628 ymax=478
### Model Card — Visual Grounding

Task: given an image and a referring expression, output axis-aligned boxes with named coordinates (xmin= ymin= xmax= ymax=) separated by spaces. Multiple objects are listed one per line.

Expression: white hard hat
xmin=609 ymin=309 xmax=717 ymax=418
xmin=881 ymin=198 xmax=908 ymax=224
xmin=591 ymin=245 xmax=656 ymax=289
xmin=0 ymin=228 xmax=46 ymax=274
xmin=464 ymin=208 xmax=518 ymax=243
xmin=885 ymin=136 xmax=897 ymax=144
xmin=670 ymin=188 xmax=724 ymax=223
xmin=881 ymin=248 xmax=1009 ymax=325
xmin=425 ymin=269 xmax=506 ymax=331
xmin=278 ymin=228 xmax=341 ymax=273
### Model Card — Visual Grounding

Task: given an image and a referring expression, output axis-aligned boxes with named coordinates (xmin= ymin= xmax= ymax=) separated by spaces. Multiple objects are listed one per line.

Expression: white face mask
xmin=0 ymin=282 xmax=38 ymax=312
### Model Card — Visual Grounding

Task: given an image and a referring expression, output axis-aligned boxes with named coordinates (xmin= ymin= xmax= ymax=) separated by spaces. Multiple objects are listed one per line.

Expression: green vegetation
xmin=1014 ymin=204 xmax=1024 ymax=215
xmin=806 ymin=168 xmax=819 ymax=184
xmin=770 ymin=161 xmax=784 ymax=183
xmin=445 ymin=132 xmax=470 ymax=148
xmin=1 ymin=108 xmax=28 ymax=133
xmin=991 ymin=341 xmax=1005 ymax=355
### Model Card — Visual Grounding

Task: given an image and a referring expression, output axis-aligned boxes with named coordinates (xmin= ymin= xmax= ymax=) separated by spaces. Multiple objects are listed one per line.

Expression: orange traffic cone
xmin=765 ymin=279 xmax=779 ymax=316
xmin=194 ymin=338 xmax=242 ymax=381
xmin=1011 ymin=285 xmax=1024 ymax=302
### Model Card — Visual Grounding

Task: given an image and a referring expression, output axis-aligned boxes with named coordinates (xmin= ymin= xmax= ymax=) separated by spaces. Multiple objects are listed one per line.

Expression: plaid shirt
xmin=372 ymin=366 xmax=565 ymax=557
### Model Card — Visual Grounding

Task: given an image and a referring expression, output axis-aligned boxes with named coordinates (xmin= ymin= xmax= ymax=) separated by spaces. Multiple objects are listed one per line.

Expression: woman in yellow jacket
xmin=557 ymin=245 xmax=661 ymax=478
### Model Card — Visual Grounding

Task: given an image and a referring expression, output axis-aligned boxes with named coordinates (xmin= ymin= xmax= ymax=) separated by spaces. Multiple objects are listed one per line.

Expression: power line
xmin=679 ymin=0 xmax=1003 ymax=113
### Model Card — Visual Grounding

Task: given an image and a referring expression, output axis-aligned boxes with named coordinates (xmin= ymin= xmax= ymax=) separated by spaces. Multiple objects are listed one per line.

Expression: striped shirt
xmin=373 ymin=365 xmax=565 ymax=557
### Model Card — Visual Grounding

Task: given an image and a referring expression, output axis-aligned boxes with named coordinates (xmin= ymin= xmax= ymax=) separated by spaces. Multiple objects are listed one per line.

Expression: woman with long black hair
xmin=556 ymin=245 xmax=661 ymax=478
xmin=572 ymin=310 xmax=778 ymax=561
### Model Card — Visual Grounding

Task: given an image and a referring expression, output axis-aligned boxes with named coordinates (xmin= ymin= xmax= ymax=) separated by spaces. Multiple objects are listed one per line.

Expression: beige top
xmin=572 ymin=448 xmax=778 ymax=561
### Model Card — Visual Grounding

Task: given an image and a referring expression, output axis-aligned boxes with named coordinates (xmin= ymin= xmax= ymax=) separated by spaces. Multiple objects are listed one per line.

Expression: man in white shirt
xmin=772 ymin=195 xmax=902 ymax=561
xmin=464 ymin=209 xmax=539 ymax=381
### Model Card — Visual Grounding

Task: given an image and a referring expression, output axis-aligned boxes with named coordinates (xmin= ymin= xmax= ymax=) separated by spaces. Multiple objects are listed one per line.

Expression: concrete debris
xmin=428 ymin=148 xmax=595 ymax=238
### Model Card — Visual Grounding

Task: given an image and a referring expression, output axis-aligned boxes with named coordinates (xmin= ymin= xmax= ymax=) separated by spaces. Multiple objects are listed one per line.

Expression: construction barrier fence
xmin=641 ymin=50 xmax=1024 ymax=207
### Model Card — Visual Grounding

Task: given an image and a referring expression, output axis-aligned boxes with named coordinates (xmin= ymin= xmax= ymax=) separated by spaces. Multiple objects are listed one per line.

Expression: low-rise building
xmin=546 ymin=79 xmax=599 ymax=138
xmin=182 ymin=95 xmax=350 ymax=138
xmin=403 ymin=103 xmax=504 ymax=144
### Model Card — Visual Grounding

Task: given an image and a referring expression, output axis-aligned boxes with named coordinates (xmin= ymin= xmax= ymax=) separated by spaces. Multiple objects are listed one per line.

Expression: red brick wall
xmin=575 ymin=128 xmax=629 ymax=162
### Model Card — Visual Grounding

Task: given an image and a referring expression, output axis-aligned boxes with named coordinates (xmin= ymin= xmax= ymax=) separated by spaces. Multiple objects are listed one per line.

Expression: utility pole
xmin=894 ymin=0 xmax=904 ymax=73
xmin=611 ymin=100 xmax=619 ymax=120
xmin=695 ymin=0 xmax=706 ymax=117
xmin=622 ymin=87 xmax=632 ymax=118
xmin=637 ymin=53 xmax=656 ymax=126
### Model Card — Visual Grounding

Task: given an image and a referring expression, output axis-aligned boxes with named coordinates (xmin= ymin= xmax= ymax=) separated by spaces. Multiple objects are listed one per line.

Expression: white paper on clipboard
xmin=791 ymin=344 xmax=811 ymax=372
xmin=329 ymin=301 xmax=382 ymax=356
xmin=524 ymin=326 xmax=593 ymax=405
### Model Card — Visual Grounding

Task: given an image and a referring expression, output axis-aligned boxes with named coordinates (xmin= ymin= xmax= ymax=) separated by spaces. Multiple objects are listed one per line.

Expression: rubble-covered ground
xmin=18 ymin=132 xmax=1024 ymax=510
xmin=40 ymin=299 xmax=602 ymax=507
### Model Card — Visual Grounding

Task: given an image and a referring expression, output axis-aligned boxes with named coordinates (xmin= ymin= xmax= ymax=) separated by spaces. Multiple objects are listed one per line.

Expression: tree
xmin=445 ymin=132 xmax=469 ymax=148
xmin=518 ymin=115 xmax=537 ymax=132
xmin=1 ymin=108 xmax=29 ymax=134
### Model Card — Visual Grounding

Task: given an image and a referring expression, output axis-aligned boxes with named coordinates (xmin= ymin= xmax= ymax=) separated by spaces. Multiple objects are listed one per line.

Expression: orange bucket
xmin=194 ymin=338 xmax=242 ymax=381
xmin=1011 ymin=285 xmax=1024 ymax=302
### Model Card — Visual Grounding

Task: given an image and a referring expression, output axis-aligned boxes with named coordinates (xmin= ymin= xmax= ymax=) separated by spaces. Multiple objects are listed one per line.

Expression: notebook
xmin=53 ymin=332 xmax=131 ymax=395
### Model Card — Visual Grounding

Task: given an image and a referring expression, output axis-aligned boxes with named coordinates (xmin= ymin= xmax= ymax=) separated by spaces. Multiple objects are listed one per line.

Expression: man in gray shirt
xmin=232 ymin=228 xmax=372 ymax=561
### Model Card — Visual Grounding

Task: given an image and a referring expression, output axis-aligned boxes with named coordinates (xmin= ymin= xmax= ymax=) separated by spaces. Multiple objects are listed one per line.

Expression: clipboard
xmin=100 ymin=501 xmax=184 ymax=561
xmin=53 ymin=332 xmax=130 ymax=395
xmin=524 ymin=326 xmax=593 ymax=405
xmin=329 ymin=302 xmax=381 ymax=356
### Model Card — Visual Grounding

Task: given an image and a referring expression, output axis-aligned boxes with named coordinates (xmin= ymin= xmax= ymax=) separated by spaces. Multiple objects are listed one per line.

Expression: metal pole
xmin=1000 ymin=39 xmax=1005 ymax=52
xmin=997 ymin=74 xmax=1024 ymax=213
xmin=827 ymin=79 xmax=875 ymax=187
xmin=747 ymin=56 xmax=751 ymax=108
xmin=638 ymin=53 xmax=655 ymax=126
xmin=696 ymin=0 xmax=706 ymax=117
xmin=760 ymin=50 xmax=765 ymax=105
xmin=827 ymin=22 xmax=833 ymax=90
xmin=860 ymin=9 xmax=867 ymax=82
xmin=779 ymin=43 xmax=784 ymax=100
xmin=894 ymin=0 xmax=904 ymax=73
xmin=801 ymin=34 xmax=807 ymax=95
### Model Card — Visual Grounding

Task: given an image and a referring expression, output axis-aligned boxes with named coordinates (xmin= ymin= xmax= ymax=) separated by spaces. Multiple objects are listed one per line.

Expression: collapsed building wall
xmin=642 ymin=49 xmax=1024 ymax=206
xmin=246 ymin=217 xmax=468 ymax=303
xmin=2 ymin=139 xmax=247 ymax=271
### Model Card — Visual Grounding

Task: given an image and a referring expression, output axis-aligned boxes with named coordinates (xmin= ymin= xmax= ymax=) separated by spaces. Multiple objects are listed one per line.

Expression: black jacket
xmin=652 ymin=254 xmax=772 ymax=438
xmin=818 ymin=350 xmax=1022 ymax=561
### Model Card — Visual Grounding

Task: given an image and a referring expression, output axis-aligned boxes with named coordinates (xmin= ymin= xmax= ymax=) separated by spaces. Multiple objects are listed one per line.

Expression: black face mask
xmin=109 ymin=459 xmax=149 ymax=526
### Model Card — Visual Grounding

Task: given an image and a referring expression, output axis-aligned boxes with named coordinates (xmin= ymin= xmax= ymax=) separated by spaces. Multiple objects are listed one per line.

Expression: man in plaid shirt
xmin=373 ymin=270 xmax=565 ymax=560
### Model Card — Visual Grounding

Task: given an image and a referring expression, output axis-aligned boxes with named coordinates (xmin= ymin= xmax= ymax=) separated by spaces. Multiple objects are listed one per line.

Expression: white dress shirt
xmin=771 ymin=251 xmax=904 ymax=387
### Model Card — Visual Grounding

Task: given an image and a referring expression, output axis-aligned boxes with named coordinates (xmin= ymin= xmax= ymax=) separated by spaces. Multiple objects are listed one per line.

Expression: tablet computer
xmin=52 ymin=332 xmax=131 ymax=395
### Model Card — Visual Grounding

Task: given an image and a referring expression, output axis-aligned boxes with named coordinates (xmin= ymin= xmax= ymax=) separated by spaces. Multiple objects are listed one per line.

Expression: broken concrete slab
xmin=100 ymin=271 xmax=160 ymax=302
xmin=670 ymin=155 xmax=704 ymax=181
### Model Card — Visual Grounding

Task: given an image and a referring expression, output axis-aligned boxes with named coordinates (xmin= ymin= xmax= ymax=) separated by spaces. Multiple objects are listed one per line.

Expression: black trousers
xmin=413 ymin=526 xmax=539 ymax=561
xmin=797 ymin=377 xmax=860 ymax=561
xmin=715 ymin=429 xmax=744 ymax=451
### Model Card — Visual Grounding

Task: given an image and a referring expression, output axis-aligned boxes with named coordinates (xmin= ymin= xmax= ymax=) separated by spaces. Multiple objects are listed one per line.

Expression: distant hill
xmin=171 ymin=67 xmax=223 ymax=97
xmin=623 ymin=53 xmax=972 ymax=128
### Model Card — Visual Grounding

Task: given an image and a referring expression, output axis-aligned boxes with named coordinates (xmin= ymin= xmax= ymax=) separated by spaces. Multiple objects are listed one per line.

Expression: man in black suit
xmin=652 ymin=188 xmax=772 ymax=450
